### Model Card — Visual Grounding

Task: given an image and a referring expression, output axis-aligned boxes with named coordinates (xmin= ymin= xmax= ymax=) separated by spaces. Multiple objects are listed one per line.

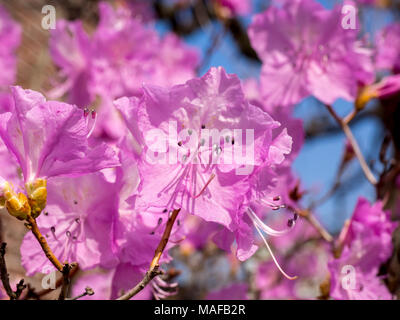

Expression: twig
xmin=325 ymin=104 xmax=378 ymax=185
xmin=25 ymin=215 xmax=64 ymax=272
xmin=68 ymin=286 xmax=94 ymax=300
xmin=25 ymin=264 xmax=79 ymax=299
xmin=299 ymin=210 xmax=334 ymax=243
xmin=58 ymin=263 xmax=74 ymax=300
xmin=117 ymin=208 xmax=181 ymax=300
xmin=0 ymin=243 xmax=26 ymax=300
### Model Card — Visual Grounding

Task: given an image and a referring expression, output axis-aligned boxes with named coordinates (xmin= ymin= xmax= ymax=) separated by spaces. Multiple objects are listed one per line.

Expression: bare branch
xmin=0 ymin=243 xmax=26 ymax=300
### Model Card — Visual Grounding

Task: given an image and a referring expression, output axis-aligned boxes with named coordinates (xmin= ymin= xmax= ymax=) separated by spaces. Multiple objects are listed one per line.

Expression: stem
xmin=26 ymin=215 xmax=64 ymax=272
xmin=325 ymin=105 xmax=378 ymax=185
xmin=58 ymin=264 xmax=73 ymax=300
xmin=68 ymin=287 xmax=94 ymax=300
xmin=117 ymin=208 xmax=181 ymax=300
xmin=0 ymin=243 xmax=26 ymax=300
xmin=299 ymin=210 xmax=333 ymax=243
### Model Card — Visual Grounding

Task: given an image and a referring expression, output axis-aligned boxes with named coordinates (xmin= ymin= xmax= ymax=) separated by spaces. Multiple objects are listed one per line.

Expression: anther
xmin=83 ymin=108 xmax=90 ymax=117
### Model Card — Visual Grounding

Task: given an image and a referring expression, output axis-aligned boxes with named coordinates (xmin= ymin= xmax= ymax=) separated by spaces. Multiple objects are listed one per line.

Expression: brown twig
xmin=24 ymin=264 xmax=79 ymax=299
xmin=25 ymin=215 xmax=64 ymax=272
xmin=298 ymin=210 xmax=334 ymax=243
xmin=325 ymin=104 xmax=378 ymax=185
xmin=68 ymin=286 xmax=94 ymax=300
xmin=117 ymin=208 xmax=181 ymax=300
xmin=0 ymin=243 xmax=26 ymax=300
xmin=58 ymin=263 xmax=74 ymax=300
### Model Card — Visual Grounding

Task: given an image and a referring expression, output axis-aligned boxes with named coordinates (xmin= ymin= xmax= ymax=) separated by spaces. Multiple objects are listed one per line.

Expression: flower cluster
xmin=0 ymin=0 xmax=399 ymax=301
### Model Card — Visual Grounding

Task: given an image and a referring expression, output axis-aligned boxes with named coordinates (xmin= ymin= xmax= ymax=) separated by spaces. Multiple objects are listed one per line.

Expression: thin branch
xmin=58 ymin=263 xmax=74 ymax=300
xmin=0 ymin=243 xmax=26 ymax=300
xmin=24 ymin=264 xmax=79 ymax=299
xmin=68 ymin=287 xmax=94 ymax=300
xmin=117 ymin=208 xmax=181 ymax=300
xmin=325 ymin=104 xmax=378 ymax=185
xmin=298 ymin=210 xmax=334 ymax=243
xmin=25 ymin=215 xmax=64 ymax=272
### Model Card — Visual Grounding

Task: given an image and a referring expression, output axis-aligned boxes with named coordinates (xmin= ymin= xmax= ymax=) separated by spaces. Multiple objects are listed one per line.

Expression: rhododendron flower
xmin=328 ymin=198 xmax=397 ymax=300
xmin=375 ymin=23 xmax=400 ymax=73
xmin=49 ymin=1 xmax=199 ymax=139
xmin=248 ymin=0 xmax=374 ymax=108
xmin=116 ymin=67 xmax=296 ymax=277
xmin=20 ymin=172 xmax=120 ymax=275
xmin=0 ymin=86 xmax=119 ymax=184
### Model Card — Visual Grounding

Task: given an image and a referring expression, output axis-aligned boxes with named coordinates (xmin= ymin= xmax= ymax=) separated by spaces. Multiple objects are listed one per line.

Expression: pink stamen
xmin=192 ymin=173 xmax=215 ymax=198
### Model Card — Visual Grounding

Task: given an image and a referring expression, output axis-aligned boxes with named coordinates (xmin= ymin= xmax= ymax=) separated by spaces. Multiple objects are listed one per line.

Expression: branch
xmin=117 ymin=208 xmax=181 ymax=300
xmin=325 ymin=104 xmax=378 ymax=185
xmin=298 ymin=210 xmax=334 ymax=243
xmin=58 ymin=263 xmax=75 ymax=300
xmin=0 ymin=243 xmax=26 ymax=300
xmin=24 ymin=264 xmax=79 ymax=299
xmin=25 ymin=215 xmax=64 ymax=272
xmin=68 ymin=287 xmax=94 ymax=300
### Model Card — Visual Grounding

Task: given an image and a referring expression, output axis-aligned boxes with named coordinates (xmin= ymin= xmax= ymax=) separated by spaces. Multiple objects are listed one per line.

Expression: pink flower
xmin=0 ymin=86 xmax=119 ymax=183
xmin=375 ymin=23 xmax=400 ymax=73
xmin=328 ymin=198 xmax=397 ymax=300
xmin=49 ymin=1 xmax=199 ymax=140
xmin=328 ymin=235 xmax=393 ymax=300
xmin=342 ymin=198 xmax=397 ymax=265
xmin=115 ymin=67 xmax=295 ymax=272
xmin=20 ymin=172 xmax=120 ymax=275
xmin=248 ymin=0 xmax=374 ymax=108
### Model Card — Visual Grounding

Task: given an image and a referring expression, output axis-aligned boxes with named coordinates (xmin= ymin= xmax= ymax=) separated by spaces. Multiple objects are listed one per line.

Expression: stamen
xmin=86 ymin=109 xmax=98 ymax=139
xmin=247 ymin=208 xmax=293 ymax=237
xmin=254 ymin=223 xmax=297 ymax=280
xmin=192 ymin=173 xmax=215 ymax=198
xmin=83 ymin=108 xmax=90 ymax=117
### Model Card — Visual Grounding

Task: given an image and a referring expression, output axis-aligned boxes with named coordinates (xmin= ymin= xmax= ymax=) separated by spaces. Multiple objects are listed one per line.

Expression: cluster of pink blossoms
xmin=0 ymin=0 xmax=399 ymax=300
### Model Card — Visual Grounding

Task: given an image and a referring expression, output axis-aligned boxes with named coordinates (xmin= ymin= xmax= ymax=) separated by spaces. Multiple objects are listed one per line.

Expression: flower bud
xmin=3 ymin=182 xmax=31 ymax=220
xmin=25 ymin=179 xmax=47 ymax=219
